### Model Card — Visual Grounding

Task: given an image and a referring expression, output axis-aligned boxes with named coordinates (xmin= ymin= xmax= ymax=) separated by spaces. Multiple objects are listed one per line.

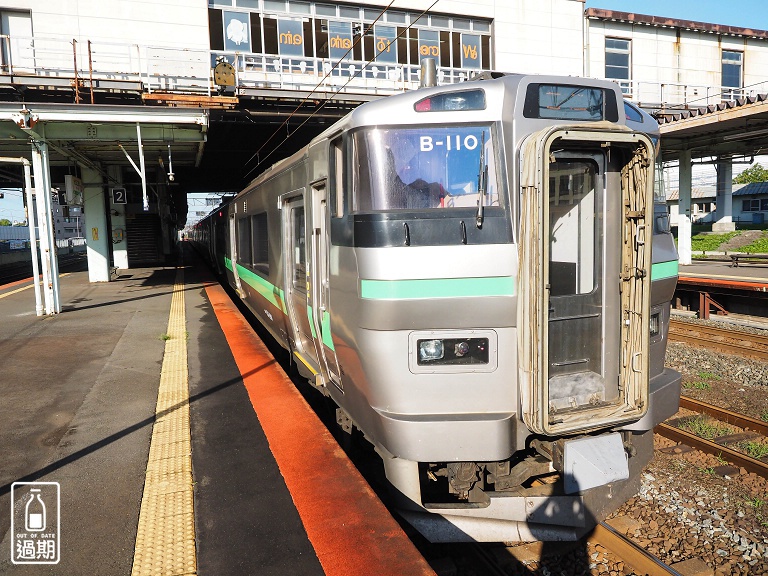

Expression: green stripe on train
xmin=225 ymin=256 xmax=287 ymax=313
xmin=651 ymin=260 xmax=679 ymax=280
xmin=360 ymin=277 xmax=515 ymax=300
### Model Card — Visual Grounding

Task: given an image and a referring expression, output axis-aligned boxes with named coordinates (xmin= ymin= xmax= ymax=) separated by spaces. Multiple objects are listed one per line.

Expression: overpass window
xmin=207 ymin=2 xmax=491 ymax=73
xmin=315 ymin=4 xmax=336 ymax=16
xmin=722 ymin=50 xmax=742 ymax=98
xmin=605 ymin=38 xmax=630 ymax=94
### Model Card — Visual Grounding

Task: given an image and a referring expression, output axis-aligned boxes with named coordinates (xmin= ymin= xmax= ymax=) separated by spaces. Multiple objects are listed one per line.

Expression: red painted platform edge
xmin=204 ymin=282 xmax=436 ymax=576
xmin=0 ymin=275 xmax=41 ymax=291
xmin=678 ymin=276 xmax=768 ymax=291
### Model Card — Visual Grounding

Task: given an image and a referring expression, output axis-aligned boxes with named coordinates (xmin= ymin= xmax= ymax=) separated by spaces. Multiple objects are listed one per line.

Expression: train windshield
xmin=351 ymin=125 xmax=499 ymax=211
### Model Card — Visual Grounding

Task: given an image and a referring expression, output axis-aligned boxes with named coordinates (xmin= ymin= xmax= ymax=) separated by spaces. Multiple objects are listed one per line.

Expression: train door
xmin=518 ymin=128 xmax=653 ymax=435
xmin=546 ymin=152 xmax=618 ymax=414
xmin=228 ymin=213 xmax=243 ymax=295
xmin=310 ymin=181 xmax=342 ymax=389
xmin=283 ymin=193 xmax=322 ymax=376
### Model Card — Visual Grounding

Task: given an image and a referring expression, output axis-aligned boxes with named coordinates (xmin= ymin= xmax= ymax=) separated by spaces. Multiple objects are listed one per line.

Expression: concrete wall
xmin=11 ymin=0 xmax=209 ymax=48
xmin=587 ymin=19 xmax=768 ymax=106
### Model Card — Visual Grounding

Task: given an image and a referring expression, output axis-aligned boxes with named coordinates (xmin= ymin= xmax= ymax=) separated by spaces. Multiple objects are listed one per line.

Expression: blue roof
xmin=733 ymin=181 xmax=768 ymax=196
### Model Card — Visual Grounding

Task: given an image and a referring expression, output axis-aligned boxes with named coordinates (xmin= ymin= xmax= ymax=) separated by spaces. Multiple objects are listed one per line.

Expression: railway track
xmin=587 ymin=521 xmax=683 ymax=576
xmin=668 ymin=318 xmax=768 ymax=361
xmin=0 ymin=253 xmax=87 ymax=286
xmin=656 ymin=396 xmax=768 ymax=478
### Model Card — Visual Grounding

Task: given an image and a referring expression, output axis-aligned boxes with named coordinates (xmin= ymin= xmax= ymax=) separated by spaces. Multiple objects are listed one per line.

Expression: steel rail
xmin=468 ymin=544 xmax=509 ymax=576
xmin=679 ymin=397 xmax=768 ymax=436
xmin=587 ymin=521 xmax=682 ymax=576
xmin=668 ymin=319 xmax=768 ymax=361
xmin=656 ymin=423 xmax=768 ymax=478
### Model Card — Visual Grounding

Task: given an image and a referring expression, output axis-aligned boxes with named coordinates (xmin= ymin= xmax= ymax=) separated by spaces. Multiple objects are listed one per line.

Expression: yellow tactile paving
xmin=131 ymin=267 xmax=197 ymax=576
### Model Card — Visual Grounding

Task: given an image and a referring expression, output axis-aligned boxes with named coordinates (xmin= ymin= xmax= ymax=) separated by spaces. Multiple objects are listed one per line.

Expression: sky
xmin=0 ymin=188 xmax=27 ymax=225
xmin=584 ymin=0 xmax=768 ymax=31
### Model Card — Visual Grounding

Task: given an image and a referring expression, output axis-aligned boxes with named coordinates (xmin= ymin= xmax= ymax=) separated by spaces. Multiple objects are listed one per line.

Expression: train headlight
xmin=410 ymin=331 xmax=497 ymax=373
xmin=454 ymin=341 xmax=470 ymax=357
xmin=416 ymin=337 xmax=489 ymax=366
xmin=419 ymin=339 xmax=444 ymax=362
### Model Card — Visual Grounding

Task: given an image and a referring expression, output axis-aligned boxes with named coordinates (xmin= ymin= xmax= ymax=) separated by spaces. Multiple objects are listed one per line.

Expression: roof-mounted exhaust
xmin=420 ymin=58 xmax=437 ymax=88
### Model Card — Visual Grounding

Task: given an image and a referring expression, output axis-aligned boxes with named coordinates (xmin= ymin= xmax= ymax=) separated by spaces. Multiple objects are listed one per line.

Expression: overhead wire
xmin=241 ymin=0 xmax=398 ymax=176
xmin=241 ymin=0 xmax=441 ymax=182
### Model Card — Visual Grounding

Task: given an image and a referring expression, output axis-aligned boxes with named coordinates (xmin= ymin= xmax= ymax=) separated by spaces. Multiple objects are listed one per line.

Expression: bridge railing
xmin=613 ymin=78 xmax=768 ymax=110
xmin=0 ymin=31 xmax=482 ymax=99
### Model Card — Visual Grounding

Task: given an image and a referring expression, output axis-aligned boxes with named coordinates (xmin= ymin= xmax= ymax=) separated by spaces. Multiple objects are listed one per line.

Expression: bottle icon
xmin=25 ymin=489 xmax=46 ymax=531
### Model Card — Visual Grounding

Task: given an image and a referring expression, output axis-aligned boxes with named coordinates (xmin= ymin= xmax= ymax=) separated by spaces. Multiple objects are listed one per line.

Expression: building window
xmin=722 ymin=50 xmax=743 ymax=98
xmin=741 ymin=198 xmax=764 ymax=212
xmin=208 ymin=2 xmax=492 ymax=77
xmin=605 ymin=38 xmax=630 ymax=94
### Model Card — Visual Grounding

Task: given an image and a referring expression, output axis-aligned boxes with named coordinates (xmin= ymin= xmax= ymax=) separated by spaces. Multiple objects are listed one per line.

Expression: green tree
xmin=733 ymin=163 xmax=768 ymax=184
xmin=0 ymin=218 xmax=12 ymax=226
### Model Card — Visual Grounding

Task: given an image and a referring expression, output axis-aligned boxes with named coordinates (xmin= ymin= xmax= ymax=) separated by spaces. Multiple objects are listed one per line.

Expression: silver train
xmin=192 ymin=72 xmax=681 ymax=543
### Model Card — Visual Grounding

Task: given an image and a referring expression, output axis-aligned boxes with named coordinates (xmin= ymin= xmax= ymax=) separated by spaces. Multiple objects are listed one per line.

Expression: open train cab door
xmin=282 ymin=191 xmax=324 ymax=383
xmin=228 ymin=211 xmax=244 ymax=297
xmin=518 ymin=126 xmax=655 ymax=437
xmin=309 ymin=180 xmax=342 ymax=391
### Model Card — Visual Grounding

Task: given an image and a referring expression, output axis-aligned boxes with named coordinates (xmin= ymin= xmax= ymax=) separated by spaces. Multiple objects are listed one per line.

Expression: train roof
xmin=247 ymin=72 xmax=658 ymax=191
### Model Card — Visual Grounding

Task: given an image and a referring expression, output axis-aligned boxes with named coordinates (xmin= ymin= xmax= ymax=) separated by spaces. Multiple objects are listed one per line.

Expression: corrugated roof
xmin=585 ymin=8 xmax=768 ymax=40
xmin=656 ymin=93 xmax=768 ymax=125
xmin=733 ymin=181 xmax=768 ymax=196
xmin=666 ymin=187 xmax=718 ymax=201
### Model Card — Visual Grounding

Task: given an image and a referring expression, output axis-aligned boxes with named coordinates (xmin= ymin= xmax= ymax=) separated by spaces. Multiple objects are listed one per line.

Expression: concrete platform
xmin=679 ymin=259 xmax=768 ymax=283
xmin=0 ymin=246 xmax=434 ymax=576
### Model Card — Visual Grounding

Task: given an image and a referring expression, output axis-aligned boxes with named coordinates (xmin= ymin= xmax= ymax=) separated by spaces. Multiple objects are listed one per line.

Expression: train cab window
xmin=237 ymin=217 xmax=252 ymax=265
xmin=350 ymin=125 xmax=498 ymax=211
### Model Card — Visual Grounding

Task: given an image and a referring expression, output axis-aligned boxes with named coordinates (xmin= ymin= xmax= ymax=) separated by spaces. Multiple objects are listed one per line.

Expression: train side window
xmin=251 ymin=212 xmax=269 ymax=275
xmin=330 ymin=137 xmax=344 ymax=217
xmin=292 ymin=206 xmax=306 ymax=291
xmin=237 ymin=217 xmax=252 ymax=266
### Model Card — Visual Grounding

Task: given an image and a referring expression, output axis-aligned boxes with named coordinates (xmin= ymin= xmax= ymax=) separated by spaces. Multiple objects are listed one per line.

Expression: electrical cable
xmin=241 ymin=0 xmax=441 ymax=182
xmin=240 ymin=0 xmax=398 ymax=176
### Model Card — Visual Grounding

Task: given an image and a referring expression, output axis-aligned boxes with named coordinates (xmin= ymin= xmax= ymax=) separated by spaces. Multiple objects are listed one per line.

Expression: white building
xmin=4 ymin=1 xmax=767 ymax=107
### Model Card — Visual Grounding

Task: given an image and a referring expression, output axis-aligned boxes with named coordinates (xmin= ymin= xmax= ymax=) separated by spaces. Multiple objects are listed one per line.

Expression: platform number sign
xmin=112 ymin=187 xmax=126 ymax=205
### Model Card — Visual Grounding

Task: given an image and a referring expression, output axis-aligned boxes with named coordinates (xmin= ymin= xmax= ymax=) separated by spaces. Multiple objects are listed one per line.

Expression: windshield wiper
xmin=476 ymin=131 xmax=487 ymax=229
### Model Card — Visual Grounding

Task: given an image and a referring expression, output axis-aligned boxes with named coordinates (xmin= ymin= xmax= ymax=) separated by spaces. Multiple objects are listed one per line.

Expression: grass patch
xmin=761 ymin=410 xmax=768 ymax=423
xmin=160 ymin=333 xmax=172 ymax=341
xmin=690 ymin=231 xmax=739 ymax=252
xmin=739 ymin=440 xmax=768 ymax=460
xmin=683 ymin=380 xmax=711 ymax=390
xmin=740 ymin=231 xmax=768 ymax=254
xmin=677 ymin=415 xmax=732 ymax=440
xmin=744 ymin=496 xmax=768 ymax=527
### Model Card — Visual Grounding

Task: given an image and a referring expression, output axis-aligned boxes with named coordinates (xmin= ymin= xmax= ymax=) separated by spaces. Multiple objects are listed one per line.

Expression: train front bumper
xmin=620 ymin=367 xmax=682 ymax=432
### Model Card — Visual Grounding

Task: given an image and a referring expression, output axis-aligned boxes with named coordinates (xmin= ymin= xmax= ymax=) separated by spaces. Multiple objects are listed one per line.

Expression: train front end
xmin=330 ymin=75 xmax=680 ymax=542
